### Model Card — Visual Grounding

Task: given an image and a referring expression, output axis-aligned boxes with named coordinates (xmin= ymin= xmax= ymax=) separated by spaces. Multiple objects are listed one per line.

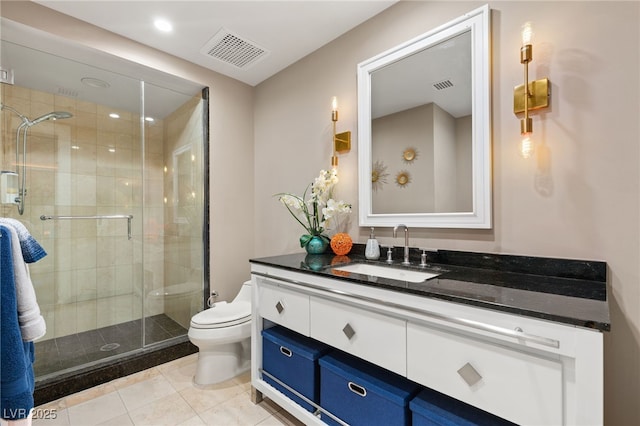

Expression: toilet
xmin=188 ymin=280 xmax=252 ymax=385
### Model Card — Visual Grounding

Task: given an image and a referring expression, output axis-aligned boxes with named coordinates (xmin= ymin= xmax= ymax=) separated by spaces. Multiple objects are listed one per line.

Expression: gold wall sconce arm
xmin=331 ymin=97 xmax=351 ymax=168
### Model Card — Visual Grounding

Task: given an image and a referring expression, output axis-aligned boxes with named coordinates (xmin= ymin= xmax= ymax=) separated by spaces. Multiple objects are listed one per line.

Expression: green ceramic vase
xmin=304 ymin=235 xmax=328 ymax=254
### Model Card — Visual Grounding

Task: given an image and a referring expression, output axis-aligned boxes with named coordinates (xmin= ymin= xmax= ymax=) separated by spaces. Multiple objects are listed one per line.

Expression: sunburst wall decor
xmin=402 ymin=147 xmax=418 ymax=164
xmin=396 ymin=171 xmax=411 ymax=187
xmin=371 ymin=160 xmax=389 ymax=191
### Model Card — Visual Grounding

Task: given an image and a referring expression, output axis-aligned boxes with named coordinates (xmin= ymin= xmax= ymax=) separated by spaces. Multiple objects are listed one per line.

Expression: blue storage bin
xmin=319 ymin=351 xmax=422 ymax=426
xmin=262 ymin=325 xmax=331 ymax=413
xmin=410 ymin=388 xmax=517 ymax=426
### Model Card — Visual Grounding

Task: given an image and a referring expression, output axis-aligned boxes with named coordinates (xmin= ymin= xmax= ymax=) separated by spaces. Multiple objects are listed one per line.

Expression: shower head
xmin=29 ymin=111 xmax=73 ymax=126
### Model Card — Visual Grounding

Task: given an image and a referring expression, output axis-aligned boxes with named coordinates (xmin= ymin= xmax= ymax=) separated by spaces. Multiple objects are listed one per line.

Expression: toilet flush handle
xmin=207 ymin=291 xmax=219 ymax=307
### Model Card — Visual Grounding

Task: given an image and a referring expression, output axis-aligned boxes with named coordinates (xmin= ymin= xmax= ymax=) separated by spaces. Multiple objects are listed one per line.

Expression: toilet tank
xmin=232 ymin=280 xmax=252 ymax=303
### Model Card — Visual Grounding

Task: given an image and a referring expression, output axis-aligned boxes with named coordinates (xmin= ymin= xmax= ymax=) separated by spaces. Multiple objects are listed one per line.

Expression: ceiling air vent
xmin=201 ymin=29 xmax=269 ymax=69
xmin=433 ymin=79 xmax=454 ymax=91
xmin=57 ymin=87 xmax=79 ymax=97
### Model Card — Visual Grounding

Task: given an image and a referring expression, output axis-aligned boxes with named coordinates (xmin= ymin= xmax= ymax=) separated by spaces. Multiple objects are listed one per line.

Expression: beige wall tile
xmin=96 ymin=266 xmax=116 ymax=298
xmin=53 ymin=302 xmax=76 ymax=337
xmin=55 ymin=270 xmax=76 ymax=304
xmin=75 ymin=299 xmax=97 ymax=333
xmin=76 ymin=268 xmax=97 ymax=301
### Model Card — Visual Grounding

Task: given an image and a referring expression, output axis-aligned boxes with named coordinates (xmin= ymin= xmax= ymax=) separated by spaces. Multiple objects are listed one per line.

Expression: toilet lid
xmin=190 ymin=300 xmax=251 ymax=329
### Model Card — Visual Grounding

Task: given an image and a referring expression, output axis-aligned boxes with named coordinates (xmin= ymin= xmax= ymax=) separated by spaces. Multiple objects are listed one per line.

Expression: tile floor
xmin=29 ymin=354 xmax=304 ymax=426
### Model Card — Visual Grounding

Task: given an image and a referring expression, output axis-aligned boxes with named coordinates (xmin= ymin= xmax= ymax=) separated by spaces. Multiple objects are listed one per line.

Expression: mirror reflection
xmin=371 ymin=30 xmax=472 ymax=214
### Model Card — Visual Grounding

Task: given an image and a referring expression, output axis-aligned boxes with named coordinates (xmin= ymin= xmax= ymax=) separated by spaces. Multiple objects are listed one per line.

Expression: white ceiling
xmin=34 ymin=0 xmax=397 ymax=86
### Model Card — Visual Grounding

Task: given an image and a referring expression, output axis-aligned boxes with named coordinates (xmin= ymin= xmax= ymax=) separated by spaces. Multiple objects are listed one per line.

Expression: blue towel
xmin=0 ymin=218 xmax=46 ymax=263
xmin=0 ymin=225 xmax=35 ymax=420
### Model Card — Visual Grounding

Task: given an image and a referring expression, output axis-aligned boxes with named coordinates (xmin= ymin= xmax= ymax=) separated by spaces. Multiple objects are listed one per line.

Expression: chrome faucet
xmin=393 ymin=224 xmax=410 ymax=265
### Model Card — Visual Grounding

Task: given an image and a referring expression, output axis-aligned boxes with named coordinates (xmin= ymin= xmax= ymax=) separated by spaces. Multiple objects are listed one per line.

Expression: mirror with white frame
xmin=357 ymin=5 xmax=491 ymax=228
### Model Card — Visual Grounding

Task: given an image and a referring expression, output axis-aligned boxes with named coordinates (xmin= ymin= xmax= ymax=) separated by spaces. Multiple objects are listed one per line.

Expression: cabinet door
xmin=257 ymin=280 xmax=310 ymax=336
xmin=310 ymin=296 xmax=406 ymax=375
xmin=407 ymin=322 xmax=563 ymax=425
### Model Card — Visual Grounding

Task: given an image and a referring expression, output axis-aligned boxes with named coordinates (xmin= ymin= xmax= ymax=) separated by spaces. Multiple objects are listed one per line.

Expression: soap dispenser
xmin=365 ymin=227 xmax=381 ymax=260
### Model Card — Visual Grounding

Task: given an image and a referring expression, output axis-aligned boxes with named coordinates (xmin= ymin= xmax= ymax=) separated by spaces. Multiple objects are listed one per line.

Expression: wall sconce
xmin=513 ymin=22 xmax=550 ymax=158
xmin=331 ymin=96 xmax=351 ymax=168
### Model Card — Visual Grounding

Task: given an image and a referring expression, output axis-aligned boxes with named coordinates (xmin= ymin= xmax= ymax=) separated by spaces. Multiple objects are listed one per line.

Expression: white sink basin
xmin=331 ymin=263 xmax=440 ymax=283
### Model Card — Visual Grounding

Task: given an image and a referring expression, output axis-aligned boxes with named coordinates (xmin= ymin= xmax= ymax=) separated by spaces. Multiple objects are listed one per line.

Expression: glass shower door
xmin=141 ymin=83 xmax=205 ymax=346
xmin=20 ymin=71 xmax=147 ymax=376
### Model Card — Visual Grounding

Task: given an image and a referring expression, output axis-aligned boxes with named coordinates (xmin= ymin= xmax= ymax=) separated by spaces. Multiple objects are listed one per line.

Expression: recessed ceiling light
xmin=144 ymin=117 xmax=154 ymax=122
xmin=154 ymin=18 xmax=173 ymax=33
xmin=109 ymin=113 xmax=120 ymax=119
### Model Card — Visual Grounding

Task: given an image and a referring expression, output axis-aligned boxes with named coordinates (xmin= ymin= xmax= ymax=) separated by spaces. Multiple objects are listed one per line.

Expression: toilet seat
xmin=190 ymin=300 xmax=251 ymax=329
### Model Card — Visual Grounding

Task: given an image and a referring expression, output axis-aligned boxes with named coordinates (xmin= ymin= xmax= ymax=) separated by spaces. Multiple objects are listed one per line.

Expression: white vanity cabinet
xmin=407 ymin=321 xmax=563 ymax=424
xmin=257 ymin=279 xmax=310 ymax=335
xmin=250 ymin=263 xmax=604 ymax=426
xmin=310 ymin=297 xmax=407 ymax=376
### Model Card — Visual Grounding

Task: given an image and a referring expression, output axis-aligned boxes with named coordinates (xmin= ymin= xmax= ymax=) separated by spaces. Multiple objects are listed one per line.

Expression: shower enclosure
xmin=0 ymin=34 xmax=208 ymax=386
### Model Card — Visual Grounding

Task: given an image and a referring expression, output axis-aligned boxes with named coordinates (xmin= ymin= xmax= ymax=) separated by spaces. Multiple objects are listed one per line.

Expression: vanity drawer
xmin=310 ymin=296 xmax=406 ymax=375
xmin=407 ymin=322 xmax=563 ymax=426
xmin=257 ymin=279 xmax=310 ymax=336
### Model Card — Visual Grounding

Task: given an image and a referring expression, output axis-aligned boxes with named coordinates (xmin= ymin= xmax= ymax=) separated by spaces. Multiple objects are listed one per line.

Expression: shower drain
xmin=100 ymin=343 xmax=120 ymax=352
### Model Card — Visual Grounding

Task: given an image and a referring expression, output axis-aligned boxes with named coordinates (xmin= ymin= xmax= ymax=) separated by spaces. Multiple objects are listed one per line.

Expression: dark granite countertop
xmin=250 ymin=245 xmax=610 ymax=332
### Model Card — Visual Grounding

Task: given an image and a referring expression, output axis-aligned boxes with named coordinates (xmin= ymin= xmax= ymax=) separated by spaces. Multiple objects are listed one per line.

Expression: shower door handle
xmin=40 ymin=214 xmax=134 ymax=240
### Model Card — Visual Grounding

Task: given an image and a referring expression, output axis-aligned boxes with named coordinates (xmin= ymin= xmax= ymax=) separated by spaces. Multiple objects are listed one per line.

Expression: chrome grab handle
xmin=41 ymin=214 xmax=133 ymax=240
xmin=253 ymin=272 xmax=560 ymax=349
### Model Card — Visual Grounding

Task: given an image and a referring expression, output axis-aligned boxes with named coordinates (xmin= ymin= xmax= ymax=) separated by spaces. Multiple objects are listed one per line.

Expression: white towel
xmin=0 ymin=217 xmax=47 ymax=263
xmin=4 ymin=226 xmax=46 ymax=342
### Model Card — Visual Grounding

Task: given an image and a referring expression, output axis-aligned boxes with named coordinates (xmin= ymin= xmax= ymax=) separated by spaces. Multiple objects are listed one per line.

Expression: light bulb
xmin=331 ymin=96 xmax=339 ymax=122
xmin=521 ymin=22 xmax=533 ymax=46
xmin=521 ymin=135 xmax=534 ymax=159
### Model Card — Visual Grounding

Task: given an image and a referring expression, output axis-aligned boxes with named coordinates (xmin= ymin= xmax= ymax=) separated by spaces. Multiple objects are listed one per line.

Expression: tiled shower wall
xmin=0 ymin=83 xmax=203 ymax=340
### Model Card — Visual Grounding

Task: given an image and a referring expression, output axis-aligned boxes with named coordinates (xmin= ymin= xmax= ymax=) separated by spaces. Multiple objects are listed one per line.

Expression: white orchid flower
xmin=276 ymin=169 xmax=350 ymax=240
